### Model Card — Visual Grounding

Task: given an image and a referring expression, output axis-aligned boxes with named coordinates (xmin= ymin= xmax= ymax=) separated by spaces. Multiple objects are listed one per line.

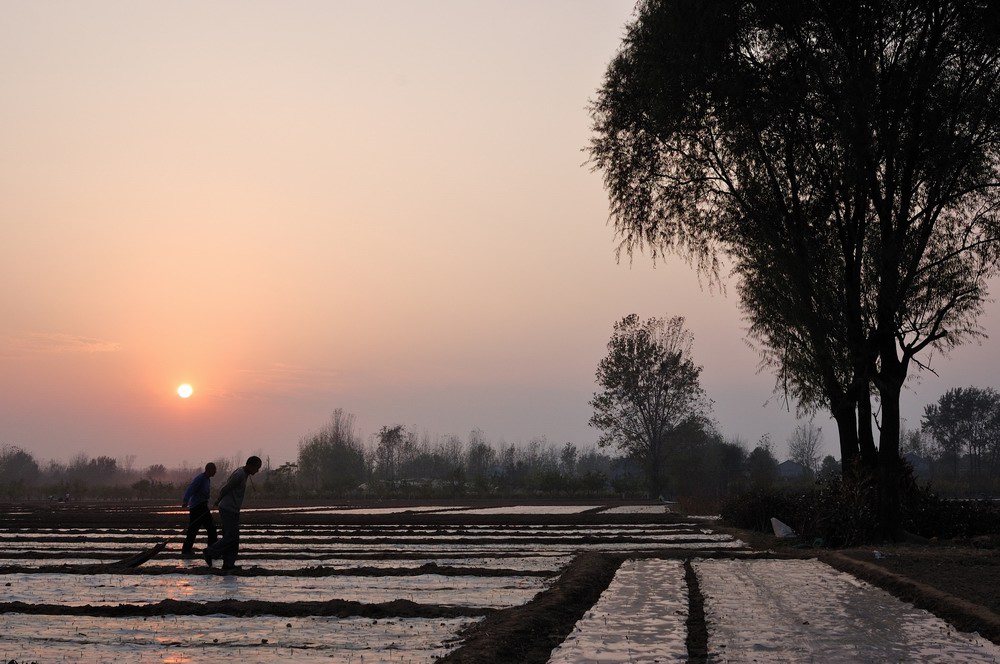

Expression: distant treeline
xmin=6 ymin=389 xmax=997 ymax=504
xmin=904 ymin=386 xmax=1000 ymax=498
xmin=1 ymin=409 xmax=803 ymax=505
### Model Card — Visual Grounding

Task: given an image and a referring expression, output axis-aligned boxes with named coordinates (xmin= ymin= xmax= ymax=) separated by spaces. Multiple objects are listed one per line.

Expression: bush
xmin=675 ymin=494 xmax=724 ymax=516
xmin=904 ymin=488 xmax=1000 ymax=539
xmin=720 ymin=489 xmax=799 ymax=534
xmin=721 ymin=460 xmax=1000 ymax=546
xmin=720 ymin=480 xmax=877 ymax=547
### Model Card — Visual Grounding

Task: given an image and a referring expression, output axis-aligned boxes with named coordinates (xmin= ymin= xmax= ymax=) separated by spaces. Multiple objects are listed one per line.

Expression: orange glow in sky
xmin=2 ymin=1 xmax=998 ymax=467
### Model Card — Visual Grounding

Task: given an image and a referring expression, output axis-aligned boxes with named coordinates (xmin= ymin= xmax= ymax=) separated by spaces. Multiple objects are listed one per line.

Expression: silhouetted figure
xmin=204 ymin=456 xmax=262 ymax=571
xmin=181 ymin=462 xmax=218 ymax=556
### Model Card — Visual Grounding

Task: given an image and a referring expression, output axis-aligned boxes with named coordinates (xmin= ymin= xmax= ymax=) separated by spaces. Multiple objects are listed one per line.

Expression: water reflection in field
xmin=0 ymin=571 xmax=547 ymax=607
xmin=0 ymin=613 xmax=476 ymax=663
xmin=0 ymin=503 xmax=751 ymax=662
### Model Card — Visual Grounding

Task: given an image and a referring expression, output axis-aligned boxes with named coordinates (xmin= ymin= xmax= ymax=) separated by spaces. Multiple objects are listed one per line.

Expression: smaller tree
xmin=465 ymin=430 xmax=496 ymax=493
xmin=560 ymin=442 xmax=578 ymax=476
xmin=900 ymin=424 xmax=931 ymax=459
xmin=747 ymin=435 xmax=779 ymax=490
xmin=263 ymin=462 xmax=299 ymax=497
xmin=297 ymin=409 xmax=367 ymax=494
xmin=0 ymin=445 xmax=40 ymax=499
xmin=375 ymin=425 xmax=407 ymax=484
xmin=590 ymin=314 xmax=712 ymax=496
xmin=818 ymin=455 xmax=840 ymax=482
xmin=923 ymin=387 xmax=1000 ymax=491
xmin=788 ymin=421 xmax=823 ymax=475
xmin=145 ymin=463 xmax=166 ymax=480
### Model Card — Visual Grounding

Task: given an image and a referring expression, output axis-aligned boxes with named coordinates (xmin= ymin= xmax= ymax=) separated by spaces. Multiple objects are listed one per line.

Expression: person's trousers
xmin=205 ymin=508 xmax=240 ymax=567
xmin=182 ymin=502 xmax=217 ymax=553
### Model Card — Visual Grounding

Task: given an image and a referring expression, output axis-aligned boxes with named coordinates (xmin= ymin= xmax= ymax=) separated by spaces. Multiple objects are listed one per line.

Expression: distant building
xmin=777 ymin=459 xmax=809 ymax=481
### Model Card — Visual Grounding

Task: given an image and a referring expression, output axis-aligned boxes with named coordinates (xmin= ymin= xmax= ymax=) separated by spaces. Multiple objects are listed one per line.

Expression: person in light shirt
xmin=204 ymin=456 xmax=262 ymax=571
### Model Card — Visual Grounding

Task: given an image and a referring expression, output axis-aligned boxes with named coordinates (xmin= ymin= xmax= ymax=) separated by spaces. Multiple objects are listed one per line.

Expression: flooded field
xmin=0 ymin=501 xmax=740 ymax=663
xmin=1 ymin=501 xmax=998 ymax=663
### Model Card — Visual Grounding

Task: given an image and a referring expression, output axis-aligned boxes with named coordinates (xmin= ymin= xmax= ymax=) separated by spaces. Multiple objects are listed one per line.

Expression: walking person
xmin=181 ymin=462 xmax=218 ymax=556
xmin=204 ymin=456 xmax=262 ymax=571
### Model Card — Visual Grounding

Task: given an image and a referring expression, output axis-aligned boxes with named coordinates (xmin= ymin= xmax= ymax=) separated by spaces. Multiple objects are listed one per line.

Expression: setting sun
xmin=177 ymin=384 xmax=193 ymax=399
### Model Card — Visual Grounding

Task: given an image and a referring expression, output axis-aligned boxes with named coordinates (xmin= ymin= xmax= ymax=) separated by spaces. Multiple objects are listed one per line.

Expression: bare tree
xmin=297 ymin=409 xmax=366 ymax=494
xmin=788 ymin=421 xmax=823 ymax=475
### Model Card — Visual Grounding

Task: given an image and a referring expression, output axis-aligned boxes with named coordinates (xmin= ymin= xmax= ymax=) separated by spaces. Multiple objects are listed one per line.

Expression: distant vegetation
xmin=1 ymin=407 xmax=775 ymax=504
xmin=4 ymin=381 xmax=1000 ymax=514
xmin=721 ymin=387 xmax=1000 ymax=545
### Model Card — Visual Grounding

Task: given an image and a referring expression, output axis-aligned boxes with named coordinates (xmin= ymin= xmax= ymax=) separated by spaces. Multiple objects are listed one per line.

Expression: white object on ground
xmin=770 ymin=517 xmax=796 ymax=538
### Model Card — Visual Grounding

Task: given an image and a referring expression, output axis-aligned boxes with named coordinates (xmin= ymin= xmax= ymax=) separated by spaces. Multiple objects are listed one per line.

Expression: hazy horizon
xmin=3 ymin=1 xmax=999 ymax=469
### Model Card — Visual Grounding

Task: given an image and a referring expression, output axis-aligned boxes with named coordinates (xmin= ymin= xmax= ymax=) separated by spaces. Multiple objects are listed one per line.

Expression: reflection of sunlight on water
xmin=163 ymin=576 xmax=197 ymax=600
xmin=221 ymin=575 xmax=240 ymax=600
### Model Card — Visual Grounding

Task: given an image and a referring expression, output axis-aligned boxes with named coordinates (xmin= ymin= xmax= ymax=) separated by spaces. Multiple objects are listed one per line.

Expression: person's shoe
xmin=221 ymin=564 xmax=241 ymax=572
xmin=180 ymin=550 xmax=195 ymax=558
xmin=203 ymin=551 xmax=214 ymax=567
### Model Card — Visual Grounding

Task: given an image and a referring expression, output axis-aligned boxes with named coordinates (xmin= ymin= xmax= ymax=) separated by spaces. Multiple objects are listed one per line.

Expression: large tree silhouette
xmin=590 ymin=0 xmax=1000 ymax=537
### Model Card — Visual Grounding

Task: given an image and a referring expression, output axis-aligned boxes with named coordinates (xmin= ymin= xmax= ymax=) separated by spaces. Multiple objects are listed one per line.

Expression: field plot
xmin=1 ymin=571 xmax=546 ymax=607
xmin=544 ymin=557 xmax=1000 ymax=664
xmin=0 ymin=613 xmax=472 ymax=663
xmin=694 ymin=558 xmax=1000 ymax=663
xmin=548 ymin=558 xmax=688 ymax=662
xmin=0 ymin=500 xmax=739 ymax=663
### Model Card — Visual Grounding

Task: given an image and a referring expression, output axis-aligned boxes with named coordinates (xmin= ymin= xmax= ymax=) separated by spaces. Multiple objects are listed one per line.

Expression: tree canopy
xmin=590 ymin=0 xmax=1000 ymax=537
xmin=590 ymin=314 xmax=713 ymax=495
xmin=922 ymin=386 xmax=1000 ymax=489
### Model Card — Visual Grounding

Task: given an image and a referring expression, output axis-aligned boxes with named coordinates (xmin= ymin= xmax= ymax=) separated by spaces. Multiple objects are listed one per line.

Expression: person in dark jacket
xmin=181 ymin=462 xmax=217 ymax=556
xmin=204 ymin=456 xmax=262 ymax=571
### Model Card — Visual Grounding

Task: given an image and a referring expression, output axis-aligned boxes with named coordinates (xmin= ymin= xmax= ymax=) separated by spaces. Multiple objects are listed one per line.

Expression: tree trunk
xmin=857 ymin=393 xmax=879 ymax=470
xmin=645 ymin=435 xmax=662 ymax=498
xmin=832 ymin=403 xmax=860 ymax=474
xmin=876 ymin=356 xmax=907 ymax=541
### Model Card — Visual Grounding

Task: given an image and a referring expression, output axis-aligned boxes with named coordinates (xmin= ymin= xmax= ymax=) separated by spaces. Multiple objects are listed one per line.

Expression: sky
xmin=2 ymin=1 xmax=999 ymax=469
